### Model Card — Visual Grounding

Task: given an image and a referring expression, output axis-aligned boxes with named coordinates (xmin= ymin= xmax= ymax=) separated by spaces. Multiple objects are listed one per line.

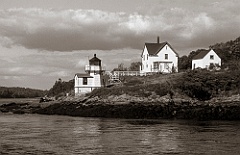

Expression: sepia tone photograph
xmin=0 ymin=0 xmax=240 ymax=154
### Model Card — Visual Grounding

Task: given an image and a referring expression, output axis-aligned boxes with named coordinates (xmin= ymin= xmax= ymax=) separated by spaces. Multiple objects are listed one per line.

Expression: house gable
xmin=208 ymin=49 xmax=221 ymax=60
xmin=156 ymin=43 xmax=179 ymax=58
xmin=159 ymin=42 xmax=179 ymax=57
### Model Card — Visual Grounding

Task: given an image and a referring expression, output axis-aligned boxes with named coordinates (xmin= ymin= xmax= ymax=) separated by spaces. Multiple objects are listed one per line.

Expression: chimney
xmin=157 ymin=36 xmax=160 ymax=44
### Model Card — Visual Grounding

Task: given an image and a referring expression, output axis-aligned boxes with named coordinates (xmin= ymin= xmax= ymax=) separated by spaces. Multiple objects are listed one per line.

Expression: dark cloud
xmin=0 ymin=7 xmax=239 ymax=54
xmin=0 ymin=8 xmax=147 ymax=51
xmin=0 ymin=7 xmax=237 ymax=53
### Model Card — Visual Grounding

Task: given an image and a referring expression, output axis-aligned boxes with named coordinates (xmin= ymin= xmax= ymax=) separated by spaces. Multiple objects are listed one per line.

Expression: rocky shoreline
xmin=1 ymin=95 xmax=240 ymax=120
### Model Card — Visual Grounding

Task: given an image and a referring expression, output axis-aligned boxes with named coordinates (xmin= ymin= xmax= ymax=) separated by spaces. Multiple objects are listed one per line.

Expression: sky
xmin=0 ymin=0 xmax=240 ymax=89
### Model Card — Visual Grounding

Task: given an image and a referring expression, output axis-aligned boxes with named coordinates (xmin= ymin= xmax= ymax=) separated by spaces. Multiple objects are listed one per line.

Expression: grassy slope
xmin=88 ymin=72 xmax=188 ymax=100
xmin=88 ymin=70 xmax=240 ymax=102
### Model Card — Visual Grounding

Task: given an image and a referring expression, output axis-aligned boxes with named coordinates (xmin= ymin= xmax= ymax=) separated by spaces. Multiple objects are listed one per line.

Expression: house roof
xmin=192 ymin=49 xmax=211 ymax=60
xmin=145 ymin=42 xmax=166 ymax=55
xmin=75 ymin=73 xmax=93 ymax=78
xmin=143 ymin=42 xmax=179 ymax=57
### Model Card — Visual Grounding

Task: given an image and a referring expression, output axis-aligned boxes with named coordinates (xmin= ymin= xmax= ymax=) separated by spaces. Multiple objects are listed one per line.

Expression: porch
xmin=152 ymin=61 xmax=173 ymax=73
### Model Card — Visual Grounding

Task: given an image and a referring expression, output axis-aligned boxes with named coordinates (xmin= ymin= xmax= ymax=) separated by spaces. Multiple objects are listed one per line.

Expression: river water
xmin=0 ymin=114 xmax=240 ymax=155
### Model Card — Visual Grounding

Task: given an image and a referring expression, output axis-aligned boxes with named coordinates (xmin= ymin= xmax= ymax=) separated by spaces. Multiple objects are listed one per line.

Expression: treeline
xmin=0 ymin=78 xmax=74 ymax=98
xmin=47 ymin=78 xmax=74 ymax=98
xmin=179 ymin=36 xmax=240 ymax=71
xmin=0 ymin=87 xmax=47 ymax=98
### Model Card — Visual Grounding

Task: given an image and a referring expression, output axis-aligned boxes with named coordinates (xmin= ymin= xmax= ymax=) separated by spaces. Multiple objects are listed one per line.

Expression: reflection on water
xmin=0 ymin=114 xmax=240 ymax=155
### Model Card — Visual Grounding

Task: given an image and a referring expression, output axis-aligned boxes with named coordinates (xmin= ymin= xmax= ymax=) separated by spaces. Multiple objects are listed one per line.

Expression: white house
xmin=74 ymin=54 xmax=105 ymax=95
xmin=140 ymin=38 xmax=179 ymax=74
xmin=192 ymin=49 xmax=221 ymax=70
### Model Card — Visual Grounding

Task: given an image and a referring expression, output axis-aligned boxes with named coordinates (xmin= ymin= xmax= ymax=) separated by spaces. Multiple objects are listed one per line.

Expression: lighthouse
xmin=74 ymin=54 xmax=105 ymax=95
xmin=85 ymin=54 xmax=105 ymax=87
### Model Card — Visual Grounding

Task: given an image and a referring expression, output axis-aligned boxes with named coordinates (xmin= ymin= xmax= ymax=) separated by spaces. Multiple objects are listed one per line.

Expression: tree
xmin=128 ymin=62 xmax=141 ymax=71
xmin=178 ymin=55 xmax=190 ymax=71
xmin=112 ymin=63 xmax=127 ymax=71
xmin=47 ymin=79 xmax=74 ymax=97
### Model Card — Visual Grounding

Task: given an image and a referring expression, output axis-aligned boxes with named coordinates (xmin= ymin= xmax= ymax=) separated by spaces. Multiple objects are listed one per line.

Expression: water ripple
xmin=0 ymin=114 xmax=240 ymax=155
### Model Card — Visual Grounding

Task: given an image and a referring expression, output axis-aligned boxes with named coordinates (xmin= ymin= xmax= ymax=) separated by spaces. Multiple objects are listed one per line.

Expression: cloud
xmin=0 ymin=8 xmax=143 ymax=51
xmin=0 ymin=4 xmax=239 ymax=53
xmin=1 ymin=6 xmax=239 ymax=53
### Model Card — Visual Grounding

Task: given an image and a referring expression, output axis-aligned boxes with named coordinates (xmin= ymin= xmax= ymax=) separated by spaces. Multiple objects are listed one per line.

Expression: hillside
xmin=87 ymin=68 xmax=240 ymax=101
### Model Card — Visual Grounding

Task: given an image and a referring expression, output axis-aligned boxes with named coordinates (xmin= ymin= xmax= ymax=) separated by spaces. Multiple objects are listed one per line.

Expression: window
xmin=210 ymin=55 xmax=214 ymax=60
xmin=146 ymin=64 xmax=148 ymax=68
xmin=83 ymin=77 xmax=87 ymax=85
xmin=147 ymin=54 xmax=148 ymax=60
xmin=165 ymin=54 xmax=168 ymax=60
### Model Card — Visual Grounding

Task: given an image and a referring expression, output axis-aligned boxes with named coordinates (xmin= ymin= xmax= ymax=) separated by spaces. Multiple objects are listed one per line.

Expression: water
xmin=0 ymin=114 xmax=240 ymax=155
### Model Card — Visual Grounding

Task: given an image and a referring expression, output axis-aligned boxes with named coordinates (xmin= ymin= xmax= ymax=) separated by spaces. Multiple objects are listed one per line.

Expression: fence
xmin=113 ymin=71 xmax=147 ymax=76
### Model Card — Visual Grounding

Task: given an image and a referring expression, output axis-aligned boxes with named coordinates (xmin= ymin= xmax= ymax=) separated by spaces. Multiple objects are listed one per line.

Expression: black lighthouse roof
xmin=89 ymin=54 xmax=101 ymax=66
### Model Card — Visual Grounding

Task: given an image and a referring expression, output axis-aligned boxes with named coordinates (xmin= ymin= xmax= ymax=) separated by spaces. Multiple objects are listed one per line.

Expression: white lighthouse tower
xmin=74 ymin=54 xmax=105 ymax=95
xmin=85 ymin=54 xmax=105 ymax=87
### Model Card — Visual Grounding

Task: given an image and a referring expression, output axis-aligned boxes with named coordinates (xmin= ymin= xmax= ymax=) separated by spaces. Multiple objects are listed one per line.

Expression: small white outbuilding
xmin=192 ymin=49 xmax=221 ymax=70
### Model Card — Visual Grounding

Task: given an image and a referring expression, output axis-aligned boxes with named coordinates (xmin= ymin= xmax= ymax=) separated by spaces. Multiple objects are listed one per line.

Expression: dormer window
xmin=210 ymin=55 xmax=214 ymax=60
xmin=165 ymin=54 xmax=168 ymax=60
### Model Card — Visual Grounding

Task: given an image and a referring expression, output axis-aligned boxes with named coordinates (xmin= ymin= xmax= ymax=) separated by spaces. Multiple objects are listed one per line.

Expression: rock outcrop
xmin=1 ymin=95 xmax=240 ymax=120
